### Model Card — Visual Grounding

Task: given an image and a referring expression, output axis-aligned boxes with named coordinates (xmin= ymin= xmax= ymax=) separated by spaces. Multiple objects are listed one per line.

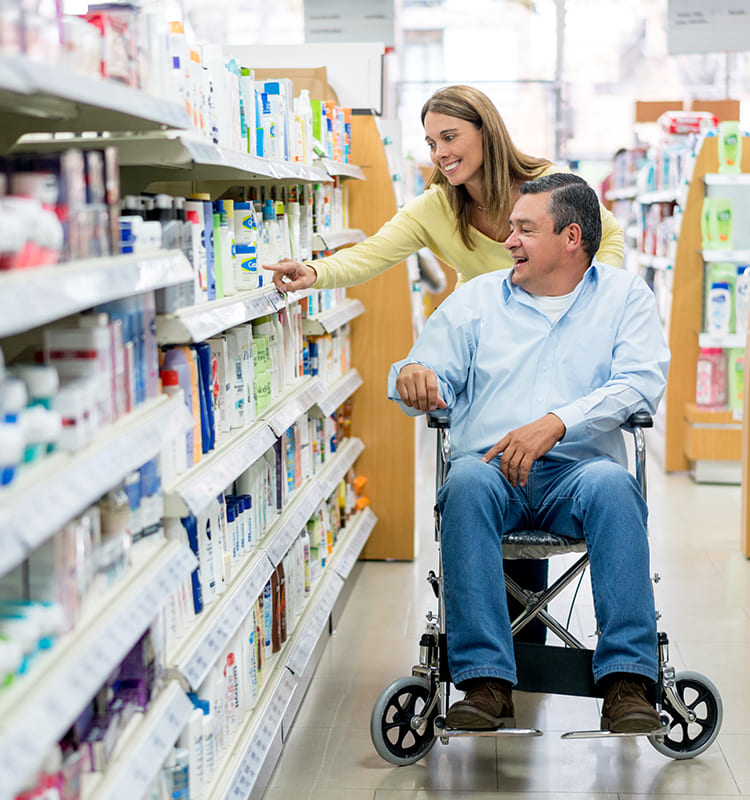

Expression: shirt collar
xmin=501 ymin=258 xmax=601 ymax=304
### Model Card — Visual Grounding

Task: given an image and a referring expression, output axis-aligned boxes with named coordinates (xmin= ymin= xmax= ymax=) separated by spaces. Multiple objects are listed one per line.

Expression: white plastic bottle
xmin=708 ymin=281 xmax=732 ymax=334
xmin=178 ymin=705 xmax=204 ymax=800
xmin=736 ymin=265 xmax=750 ymax=334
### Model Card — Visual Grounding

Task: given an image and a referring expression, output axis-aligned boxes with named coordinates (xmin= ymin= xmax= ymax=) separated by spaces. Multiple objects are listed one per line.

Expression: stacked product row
xmin=1 ymin=2 xmax=352 ymax=164
xmin=0 ymin=290 xmax=352 ymax=491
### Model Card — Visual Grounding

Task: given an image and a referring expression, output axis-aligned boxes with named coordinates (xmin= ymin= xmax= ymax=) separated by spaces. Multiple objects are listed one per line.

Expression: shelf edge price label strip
xmin=98 ymin=684 xmax=194 ymax=800
xmin=266 ymin=482 xmax=324 ymax=567
xmin=227 ymin=669 xmax=296 ymax=800
xmin=287 ymin=572 xmax=344 ymax=676
xmin=334 ymin=509 xmax=377 ymax=580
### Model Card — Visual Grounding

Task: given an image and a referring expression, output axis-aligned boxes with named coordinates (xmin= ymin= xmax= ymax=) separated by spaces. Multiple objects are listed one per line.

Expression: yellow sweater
xmin=311 ymin=168 xmax=624 ymax=289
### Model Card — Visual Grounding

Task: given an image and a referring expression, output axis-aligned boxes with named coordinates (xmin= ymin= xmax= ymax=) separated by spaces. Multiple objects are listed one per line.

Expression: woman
xmin=264 ymin=84 xmax=623 ymax=292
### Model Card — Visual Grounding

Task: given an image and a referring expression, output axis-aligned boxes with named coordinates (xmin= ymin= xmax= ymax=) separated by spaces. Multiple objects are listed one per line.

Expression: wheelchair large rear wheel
xmin=371 ymin=675 xmax=437 ymax=765
xmin=649 ymin=670 xmax=723 ymax=759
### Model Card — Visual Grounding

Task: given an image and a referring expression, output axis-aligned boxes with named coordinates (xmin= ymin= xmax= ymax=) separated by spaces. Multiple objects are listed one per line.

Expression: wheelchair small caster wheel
xmin=371 ymin=676 xmax=437 ymax=765
xmin=649 ymin=670 xmax=723 ymax=759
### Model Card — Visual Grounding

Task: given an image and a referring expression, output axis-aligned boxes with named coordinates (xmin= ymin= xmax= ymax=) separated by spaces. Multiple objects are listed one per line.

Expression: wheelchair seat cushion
xmin=502 ymin=530 xmax=587 ymax=560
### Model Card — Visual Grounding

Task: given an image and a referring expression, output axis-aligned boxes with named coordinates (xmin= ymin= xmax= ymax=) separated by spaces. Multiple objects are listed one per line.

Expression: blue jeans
xmin=437 ymin=453 xmax=658 ymax=687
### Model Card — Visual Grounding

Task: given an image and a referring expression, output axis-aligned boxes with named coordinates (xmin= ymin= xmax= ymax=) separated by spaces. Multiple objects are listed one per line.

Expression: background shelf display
xmin=0 ymin=251 xmax=193 ymax=338
xmin=0 ymin=394 xmax=192 ymax=572
xmin=300 ymin=299 xmax=365 ymax=336
xmin=0 ymin=540 xmax=197 ymax=797
xmin=311 ymin=229 xmax=367 ymax=252
xmin=316 ymin=369 xmax=363 ymax=418
xmin=318 ymin=158 xmax=365 ymax=180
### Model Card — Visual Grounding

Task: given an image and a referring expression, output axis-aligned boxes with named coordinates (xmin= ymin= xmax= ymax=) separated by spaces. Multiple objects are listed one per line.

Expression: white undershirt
xmin=532 ymin=290 xmax=575 ymax=324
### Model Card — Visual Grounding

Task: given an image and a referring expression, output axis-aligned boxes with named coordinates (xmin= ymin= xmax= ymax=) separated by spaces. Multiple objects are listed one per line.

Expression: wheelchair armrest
xmin=622 ymin=410 xmax=653 ymax=430
xmin=427 ymin=408 xmax=452 ymax=429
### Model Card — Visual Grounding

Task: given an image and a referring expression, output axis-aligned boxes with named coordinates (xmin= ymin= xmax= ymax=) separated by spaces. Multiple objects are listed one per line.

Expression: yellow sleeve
xmin=596 ymin=203 xmax=625 ymax=268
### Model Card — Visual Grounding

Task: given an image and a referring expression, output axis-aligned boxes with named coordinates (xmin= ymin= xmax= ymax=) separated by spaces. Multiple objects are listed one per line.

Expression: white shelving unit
xmin=0 ymin=540 xmax=197 ymax=799
xmin=0 ymin=251 xmax=193 ymax=338
xmin=312 ymin=229 xmax=367 ymax=252
xmin=0 ymin=62 xmax=373 ymax=800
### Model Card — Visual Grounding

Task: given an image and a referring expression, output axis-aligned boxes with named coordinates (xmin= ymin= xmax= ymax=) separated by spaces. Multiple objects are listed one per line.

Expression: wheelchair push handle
xmin=623 ymin=411 xmax=653 ymax=430
xmin=427 ymin=409 xmax=452 ymax=429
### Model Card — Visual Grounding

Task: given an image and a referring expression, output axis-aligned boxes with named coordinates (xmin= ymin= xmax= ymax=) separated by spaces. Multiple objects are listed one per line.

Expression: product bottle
xmin=707 ymin=281 xmax=732 ymax=334
xmin=736 ymin=265 xmax=750 ymax=334
xmin=178 ymin=705 xmax=204 ymax=800
xmin=696 ymin=347 xmax=728 ymax=409
xmin=713 ymin=198 xmax=734 ymax=248
xmin=718 ymin=120 xmax=742 ymax=174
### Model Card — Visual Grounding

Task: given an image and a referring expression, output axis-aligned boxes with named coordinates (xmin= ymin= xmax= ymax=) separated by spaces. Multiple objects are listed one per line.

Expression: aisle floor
xmin=263 ymin=429 xmax=750 ymax=800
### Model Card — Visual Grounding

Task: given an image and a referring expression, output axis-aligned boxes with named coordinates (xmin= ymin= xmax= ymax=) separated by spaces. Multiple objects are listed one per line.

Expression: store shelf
xmin=637 ymin=188 xmax=679 ymax=204
xmin=90 ymin=682 xmax=194 ymax=800
xmin=698 ymin=332 xmax=746 ymax=348
xmin=637 ymin=253 xmax=672 ymax=271
xmin=0 ymin=539 xmax=196 ymax=798
xmin=330 ymin=507 xmax=377 ymax=581
xmin=156 ymin=287 xmax=310 ymax=344
xmin=170 ymin=549 xmax=274 ymax=691
xmin=0 ymin=394 xmax=192 ymax=573
xmin=163 ymin=421 xmax=277 ymax=517
xmin=316 ymin=369 xmax=363 ymax=418
xmin=311 ymin=228 xmax=367 ymax=252
xmin=301 ymin=299 xmax=365 ymax=336
xmin=605 ymin=186 xmax=638 ymax=201
xmin=702 ymin=249 xmax=750 ymax=263
xmin=319 ymin=158 xmax=366 ymax=180
xmin=315 ymin=437 xmax=365 ymax=500
xmin=263 ymin=481 xmax=325 ymax=567
xmin=0 ymin=56 xmax=191 ymax=145
xmin=704 ymin=173 xmax=750 ymax=186
xmin=0 ymin=250 xmax=193 ymax=338
xmin=263 ymin=376 xmax=326 ymax=437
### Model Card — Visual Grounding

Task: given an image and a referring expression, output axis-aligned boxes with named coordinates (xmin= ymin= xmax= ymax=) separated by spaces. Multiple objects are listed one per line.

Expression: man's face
xmin=505 ymin=191 xmax=570 ymax=296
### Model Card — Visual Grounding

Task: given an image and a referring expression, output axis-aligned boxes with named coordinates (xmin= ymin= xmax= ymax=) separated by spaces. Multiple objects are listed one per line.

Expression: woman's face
xmin=423 ymin=111 xmax=484 ymax=188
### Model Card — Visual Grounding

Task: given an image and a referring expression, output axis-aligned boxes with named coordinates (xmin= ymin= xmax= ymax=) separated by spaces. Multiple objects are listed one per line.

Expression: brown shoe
xmin=445 ymin=679 xmax=515 ymax=730
xmin=600 ymin=675 xmax=662 ymax=733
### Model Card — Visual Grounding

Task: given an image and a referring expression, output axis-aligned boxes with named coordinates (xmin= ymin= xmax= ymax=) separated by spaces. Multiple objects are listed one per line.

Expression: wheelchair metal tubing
xmin=631 ymin=426 xmax=647 ymax=502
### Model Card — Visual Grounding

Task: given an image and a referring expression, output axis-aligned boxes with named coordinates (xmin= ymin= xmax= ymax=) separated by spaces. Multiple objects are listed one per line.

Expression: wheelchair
xmin=370 ymin=409 xmax=723 ymax=765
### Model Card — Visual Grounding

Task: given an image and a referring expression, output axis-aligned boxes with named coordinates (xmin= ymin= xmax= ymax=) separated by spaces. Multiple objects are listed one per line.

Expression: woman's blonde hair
xmin=421 ymin=85 xmax=552 ymax=249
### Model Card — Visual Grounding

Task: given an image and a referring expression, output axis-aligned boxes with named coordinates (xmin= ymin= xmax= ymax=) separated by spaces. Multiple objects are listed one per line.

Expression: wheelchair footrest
xmin=437 ymin=726 xmax=543 ymax=738
xmin=561 ymin=723 xmax=669 ymax=740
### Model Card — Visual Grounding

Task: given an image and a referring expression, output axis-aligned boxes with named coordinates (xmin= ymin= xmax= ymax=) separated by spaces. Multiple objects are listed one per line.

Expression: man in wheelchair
xmin=388 ymin=173 xmax=670 ymax=735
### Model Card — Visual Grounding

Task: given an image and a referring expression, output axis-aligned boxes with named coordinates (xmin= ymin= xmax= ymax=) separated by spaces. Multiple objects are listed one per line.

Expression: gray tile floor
xmin=263 ymin=423 xmax=750 ymax=799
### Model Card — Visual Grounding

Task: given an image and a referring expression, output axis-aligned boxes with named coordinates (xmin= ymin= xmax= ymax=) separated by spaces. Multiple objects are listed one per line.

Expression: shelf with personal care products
xmin=0 ymin=393 xmax=192 ymax=578
xmin=311 ymin=228 xmax=367 ymax=252
xmin=0 ymin=539 xmax=196 ymax=799
xmin=658 ymin=133 xmax=750 ymax=484
xmin=167 ymin=435 xmax=365 ymax=691
xmin=318 ymin=158 xmax=366 ymax=181
xmin=0 ymin=250 xmax=193 ymax=339
xmin=86 ymin=681 xmax=195 ymax=800
xmin=0 ymin=55 xmax=192 ymax=151
xmin=316 ymin=369 xmax=364 ymax=418
xmin=300 ymin=298 xmax=365 ymax=336
xmin=207 ymin=506 xmax=376 ymax=800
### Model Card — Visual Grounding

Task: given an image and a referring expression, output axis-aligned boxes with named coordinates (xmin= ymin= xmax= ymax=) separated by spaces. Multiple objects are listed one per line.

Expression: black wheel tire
xmin=649 ymin=670 xmax=723 ymax=759
xmin=370 ymin=675 xmax=437 ymax=765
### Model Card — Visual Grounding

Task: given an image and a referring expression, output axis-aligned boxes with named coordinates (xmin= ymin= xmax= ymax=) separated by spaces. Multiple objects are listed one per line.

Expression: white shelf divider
xmin=156 ymin=287 xmax=312 ymax=344
xmin=0 ymin=250 xmax=192 ymax=338
xmin=316 ymin=437 xmax=365 ymax=501
xmin=698 ymin=332 xmax=746 ymax=349
xmin=311 ymin=229 xmax=367 ymax=252
xmin=301 ymin=299 xmax=365 ymax=336
xmin=330 ymin=507 xmax=377 ymax=581
xmin=0 ymin=540 xmax=196 ymax=798
xmin=702 ymin=249 xmax=750 ymax=263
xmin=316 ymin=370 xmax=363 ymax=418
xmin=637 ymin=188 xmax=679 ymax=204
xmin=262 ymin=377 xmax=326 ymax=437
xmin=0 ymin=394 xmax=192 ymax=571
xmin=170 ymin=549 xmax=274 ymax=691
xmin=704 ymin=173 xmax=750 ymax=186
xmin=263 ymin=481 xmax=325 ymax=567
xmin=91 ymin=682 xmax=194 ymax=800
xmin=319 ymin=158 xmax=366 ymax=180
xmin=162 ymin=422 xmax=277 ymax=518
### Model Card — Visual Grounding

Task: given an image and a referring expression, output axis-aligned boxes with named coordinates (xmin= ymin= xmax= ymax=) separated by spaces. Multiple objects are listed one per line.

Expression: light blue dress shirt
xmin=387 ymin=260 xmax=670 ymax=468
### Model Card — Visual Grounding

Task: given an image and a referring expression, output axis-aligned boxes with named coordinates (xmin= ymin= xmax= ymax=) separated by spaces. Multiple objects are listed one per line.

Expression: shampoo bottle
xmin=718 ymin=120 xmax=742 ymax=174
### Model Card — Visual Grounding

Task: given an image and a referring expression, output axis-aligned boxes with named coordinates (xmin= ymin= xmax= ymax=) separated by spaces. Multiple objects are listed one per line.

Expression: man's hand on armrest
xmin=481 ymin=413 xmax=566 ymax=488
xmin=396 ymin=363 xmax=447 ymax=412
